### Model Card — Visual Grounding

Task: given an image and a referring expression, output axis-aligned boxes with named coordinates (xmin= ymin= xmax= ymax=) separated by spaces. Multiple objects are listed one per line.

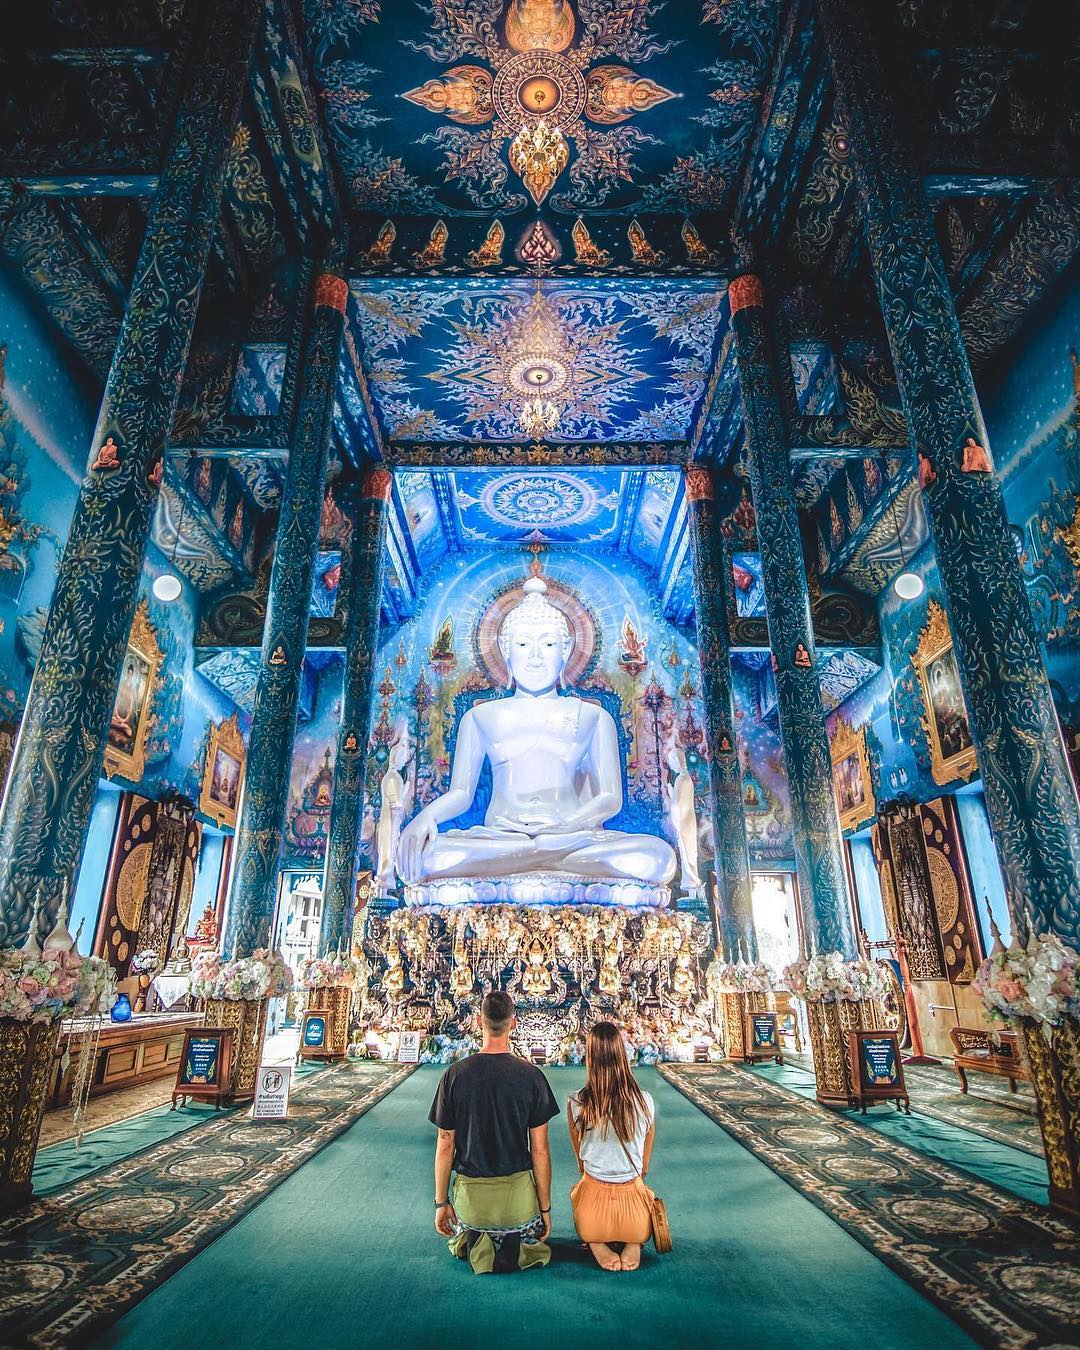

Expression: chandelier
xmin=508 ymin=119 xmax=569 ymax=206
xmin=510 ymin=270 xmax=568 ymax=440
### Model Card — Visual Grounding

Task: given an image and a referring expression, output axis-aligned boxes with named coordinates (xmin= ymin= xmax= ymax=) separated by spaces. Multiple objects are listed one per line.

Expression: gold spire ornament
xmin=509 ymin=119 xmax=569 ymax=205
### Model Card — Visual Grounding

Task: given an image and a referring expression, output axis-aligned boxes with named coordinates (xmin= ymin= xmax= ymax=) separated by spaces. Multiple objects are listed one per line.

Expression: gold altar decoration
xmin=0 ymin=1017 xmax=61 ymax=1211
xmin=367 ymin=903 xmax=711 ymax=1057
xmin=203 ymin=996 xmax=269 ymax=1103
xmin=305 ymin=986 xmax=352 ymax=1061
xmin=104 ymin=598 xmax=163 ymax=782
xmin=913 ymin=601 xmax=978 ymax=786
xmin=805 ymin=999 xmax=881 ymax=1107
xmin=829 ymin=716 xmax=875 ymax=834
xmin=199 ymin=712 xmax=245 ymax=829
xmin=1020 ymin=1018 xmax=1080 ymax=1217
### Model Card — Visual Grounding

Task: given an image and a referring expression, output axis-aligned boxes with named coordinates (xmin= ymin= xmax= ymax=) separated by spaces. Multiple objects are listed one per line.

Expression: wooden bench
xmin=949 ymin=1026 xmax=1029 ymax=1094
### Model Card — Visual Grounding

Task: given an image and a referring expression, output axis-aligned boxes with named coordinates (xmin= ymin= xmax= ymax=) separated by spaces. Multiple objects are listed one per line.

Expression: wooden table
xmin=49 ymin=1011 xmax=205 ymax=1107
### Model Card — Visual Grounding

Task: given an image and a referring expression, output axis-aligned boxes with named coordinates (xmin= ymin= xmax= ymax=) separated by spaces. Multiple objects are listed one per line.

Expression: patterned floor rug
xmin=784 ymin=1052 xmax=1044 ymax=1157
xmin=660 ymin=1063 xmax=1079 ymax=1350
xmin=0 ymin=1060 xmax=412 ymax=1348
xmin=37 ymin=1080 xmax=177 ymax=1149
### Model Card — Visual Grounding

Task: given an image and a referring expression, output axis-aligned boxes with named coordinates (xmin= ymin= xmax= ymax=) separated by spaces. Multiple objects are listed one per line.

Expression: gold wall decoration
xmin=829 ymin=716 xmax=875 ymax=833
xmin=104 ymin=598 xmax=163 ymax=782
xmin=200 ymin=712 xmax=246 ymax=830
xmin=913 ymin=601 xmax=978 ymax=785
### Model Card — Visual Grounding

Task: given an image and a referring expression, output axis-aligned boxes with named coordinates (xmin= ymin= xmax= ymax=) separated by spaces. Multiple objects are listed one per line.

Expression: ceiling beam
xmin=382 ymin=442 xmax=691 ymax=469
xmin=788 ymin=413 xmax=908 ymax=458
xmin=0 ymin=172 xmax=159 ymax=195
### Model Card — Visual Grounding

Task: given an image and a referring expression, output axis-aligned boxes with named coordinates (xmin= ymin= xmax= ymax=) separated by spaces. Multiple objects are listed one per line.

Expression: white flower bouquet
xmin=130 ymin=949 xmax=160 ymax=975
xmin=974 ymin=931 xmax=1078 ymax=1030
xmin=782 ymin=952 xmax=891 ymax=1004
xmin=298 ymin=954 xmax=366 ymax=990
xmin=188 ymin=948 xmax=293 ymax=1002
xmin=707 ymin=958 xmax=777 ymax=994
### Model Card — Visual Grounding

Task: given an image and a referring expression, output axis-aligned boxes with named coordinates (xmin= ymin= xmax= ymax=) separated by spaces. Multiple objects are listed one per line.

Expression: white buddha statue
xmin=397 ymin=571 xmax=676 ymax=892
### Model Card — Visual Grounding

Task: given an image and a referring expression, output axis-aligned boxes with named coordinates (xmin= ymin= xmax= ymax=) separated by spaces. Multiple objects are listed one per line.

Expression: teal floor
xmin=757 ymin=1061 xmax=1050 ymax=1206
xmin=92 ymin=1067 xmax=977 ymax=1350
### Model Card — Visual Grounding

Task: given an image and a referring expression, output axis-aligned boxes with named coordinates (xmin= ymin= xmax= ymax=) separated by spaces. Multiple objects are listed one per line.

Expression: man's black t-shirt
xmin=429 ymin=1053 xmax=560 ymax=1178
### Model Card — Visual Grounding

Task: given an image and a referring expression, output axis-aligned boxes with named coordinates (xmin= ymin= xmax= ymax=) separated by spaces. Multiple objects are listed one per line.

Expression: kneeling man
xmin=430 ymin=991 xmax=558 ymax=1273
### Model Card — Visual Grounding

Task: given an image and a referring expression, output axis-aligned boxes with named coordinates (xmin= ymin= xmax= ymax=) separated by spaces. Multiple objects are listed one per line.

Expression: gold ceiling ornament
xmin=585 ymin=65 xmax=675 ymax=124
xmin=404 ymin=0 xmax=674 ymax=210
xmin=509 ymin=118 xmax=569 ymax=205
xmin=466 ymin=219 xmax=506 ymax=267
xmin=571 ymin=217 xmax=612 ymax=266
xmin=402 ymin=65 xmax=494 ymax=123
xmin=505 ymin=0 xmax=575 ymax=53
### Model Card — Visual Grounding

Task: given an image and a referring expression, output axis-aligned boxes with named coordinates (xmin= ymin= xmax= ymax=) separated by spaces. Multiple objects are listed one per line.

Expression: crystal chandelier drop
xmin=509 ymin=119 xmax=569 ymax=205
xmin=519 ymin=396 xmax=561 ymax=440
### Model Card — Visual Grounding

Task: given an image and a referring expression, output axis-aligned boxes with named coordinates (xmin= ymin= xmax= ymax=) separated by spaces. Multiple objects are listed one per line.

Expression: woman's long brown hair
xmin=576 ymin=1021 xmax=649 ymax=1144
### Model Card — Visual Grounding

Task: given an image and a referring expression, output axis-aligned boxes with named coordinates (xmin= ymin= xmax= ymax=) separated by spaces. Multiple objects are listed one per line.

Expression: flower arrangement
xmin=297 ymin=954 xmax=366 ymax=991
xmin=707 ymin=959 xmax=777 ymax=995
xmin=420 ymin=1033 xmax=480 ymax=1065
xmin=188 ymin=948 xmax=293 ymax=1002
xmin=974 ymin=932 xmax=1079 ymax=1030
xmin=0 ymin=948 xmax=117 ymax=1023
xmin=782 ymin=952 xmax=892 ymax=1004
xmin=130 ymin=950 xmax=160 ymax=976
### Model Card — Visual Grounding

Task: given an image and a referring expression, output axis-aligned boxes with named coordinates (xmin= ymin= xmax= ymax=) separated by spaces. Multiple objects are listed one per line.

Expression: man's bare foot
xmin=620 ymin=1243 xmax=642 ymax=1271
xmin=588 ymin=1242 xmax=622 ymax=1271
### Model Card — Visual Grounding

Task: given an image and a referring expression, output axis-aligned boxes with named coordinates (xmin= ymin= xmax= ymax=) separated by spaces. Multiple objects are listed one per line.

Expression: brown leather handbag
xmin=617 ymin=1135 xmax=672 ymax=1254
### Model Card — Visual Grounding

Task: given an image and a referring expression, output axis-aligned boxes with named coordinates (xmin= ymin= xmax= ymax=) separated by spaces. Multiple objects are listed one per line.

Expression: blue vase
xmin=110 ymin=992 xmax=133 ymax=1023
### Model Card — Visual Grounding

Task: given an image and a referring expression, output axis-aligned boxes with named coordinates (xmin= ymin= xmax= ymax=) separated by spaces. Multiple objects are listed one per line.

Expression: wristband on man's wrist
xmin=540 ymin=1207 xmax=551 ymax=1213
xmin=435 ymin=1200 xmax=449 ymax=1207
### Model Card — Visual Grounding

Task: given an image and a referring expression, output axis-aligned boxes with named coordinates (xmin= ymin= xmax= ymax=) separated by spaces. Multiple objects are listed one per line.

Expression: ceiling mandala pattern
xmin=301 ymin=0 xmax=780 ymax=225
xmin=351 ymin=277 xmax=725 ymax=442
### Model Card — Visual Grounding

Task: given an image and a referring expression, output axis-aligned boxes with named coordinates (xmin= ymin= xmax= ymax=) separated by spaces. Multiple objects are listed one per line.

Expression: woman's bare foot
xmin=620 ymin=1243 xmax=642 ymax=1271
xmin=588 ymin=1242 xmax=622 ymax=1271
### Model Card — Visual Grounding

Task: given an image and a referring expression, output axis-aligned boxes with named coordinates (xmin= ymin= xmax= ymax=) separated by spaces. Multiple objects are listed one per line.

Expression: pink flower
xmin=17 ymin=977 xmax=38 ymax=994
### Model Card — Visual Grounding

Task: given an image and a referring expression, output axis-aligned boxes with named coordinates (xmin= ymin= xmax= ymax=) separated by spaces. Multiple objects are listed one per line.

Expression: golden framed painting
xmin=104 ymin=599 xmax=162 ymax=782
xmin=830 ymin=716 xmax=874 ymax=833
xmin=913 ymin=601 xmax=978 ymax=786
xmin=200 ymin=712 xmax=245 ymax=829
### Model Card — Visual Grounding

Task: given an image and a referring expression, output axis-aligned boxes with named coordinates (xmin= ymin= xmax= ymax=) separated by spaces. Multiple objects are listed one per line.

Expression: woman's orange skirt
xmin=570 ymin=1173 xmax=652 ymax=1244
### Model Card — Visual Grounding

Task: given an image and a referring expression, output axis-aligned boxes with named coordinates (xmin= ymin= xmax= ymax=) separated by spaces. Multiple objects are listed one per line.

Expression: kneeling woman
xmin=567 ymin=1021 xmax=655 ymax=1272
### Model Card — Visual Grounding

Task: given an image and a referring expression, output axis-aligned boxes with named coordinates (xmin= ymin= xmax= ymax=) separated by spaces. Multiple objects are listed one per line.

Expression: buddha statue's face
xmin=504 ymin=614 xmax=571 ymax=694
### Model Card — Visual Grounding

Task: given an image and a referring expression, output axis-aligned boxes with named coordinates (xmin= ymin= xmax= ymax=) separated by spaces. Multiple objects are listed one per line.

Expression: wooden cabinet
xmin=49 ymin=1012 xmax=204 ymax=1106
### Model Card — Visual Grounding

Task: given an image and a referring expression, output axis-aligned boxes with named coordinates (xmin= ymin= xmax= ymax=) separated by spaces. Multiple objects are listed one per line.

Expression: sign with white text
xmin=253 ymin=1064 xmax=292 ymax=1119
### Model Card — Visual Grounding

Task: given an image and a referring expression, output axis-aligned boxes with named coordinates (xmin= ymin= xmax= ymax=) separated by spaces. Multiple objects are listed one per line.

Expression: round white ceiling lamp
xmin=152 ymin=486 xmax=186 ymax=604
xmin=883 ymin=454 xmax=923 ymax=602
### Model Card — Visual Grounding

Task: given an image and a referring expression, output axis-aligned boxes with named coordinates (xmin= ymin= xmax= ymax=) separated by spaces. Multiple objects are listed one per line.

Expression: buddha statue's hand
xmin=397 ymin=810 xmax=439 ymax=885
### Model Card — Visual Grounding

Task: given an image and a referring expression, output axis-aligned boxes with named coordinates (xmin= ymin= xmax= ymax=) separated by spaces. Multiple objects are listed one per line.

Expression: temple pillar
xmin=0 ymin=0 xmax=262 ymax=946
xmin=684 ymin=464 xmax=757 ymax=961
xmin=319 ymin=464 xmax=392 ymax=955
xmin=729 ymin=275 xmax=856 ymax=960
xmin=817 ymin=0 xmax=1080 ymax=945
xmin=224 ymin=271 xmax=348 ymax=958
